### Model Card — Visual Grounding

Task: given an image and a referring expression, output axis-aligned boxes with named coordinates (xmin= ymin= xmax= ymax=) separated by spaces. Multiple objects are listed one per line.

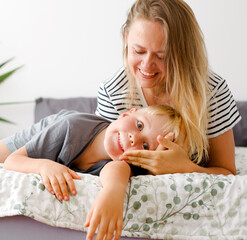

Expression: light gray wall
xmin=186 ymin=0 xmax=247 ymax=102
xmin=0 ymin=0 xmax=246 ymax=138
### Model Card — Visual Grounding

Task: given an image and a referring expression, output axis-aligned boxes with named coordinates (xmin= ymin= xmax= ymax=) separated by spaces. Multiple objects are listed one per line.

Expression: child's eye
xmin=143 ymin=142 xmax=149 ymax=150
xmin=137 ymin=121 xmax=144 ymax=130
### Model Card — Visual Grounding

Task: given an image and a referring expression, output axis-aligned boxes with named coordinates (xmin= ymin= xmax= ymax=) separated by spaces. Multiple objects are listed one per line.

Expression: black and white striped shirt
xmin=96 ymin=67 xmax=241 ymax=138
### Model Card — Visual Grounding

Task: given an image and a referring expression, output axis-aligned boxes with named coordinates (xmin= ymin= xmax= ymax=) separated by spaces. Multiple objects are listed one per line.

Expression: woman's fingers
xmin=123 ymin=154 xmax=148 ymax=166
xmin=121 ymin=149 xmax=157 ymax=160
xmin=121 ymin=152 xmax=156 ymax=173
xmin=156 ymin=142 xmax=166 ymax=151
xmin=126 ymin=157 xmax=155 ymax=173
xmin=120 ymin=150 xmax=154 ymax=170
xmin=120 ymin=139 xmax=176 ymax=175
xmin=156 ymin=133 xmax=175 ymax=149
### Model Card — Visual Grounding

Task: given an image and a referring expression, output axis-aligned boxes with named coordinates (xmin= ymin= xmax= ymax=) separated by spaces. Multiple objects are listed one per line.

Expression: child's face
xmin=104 ymin=109 xmax=168 ymax=161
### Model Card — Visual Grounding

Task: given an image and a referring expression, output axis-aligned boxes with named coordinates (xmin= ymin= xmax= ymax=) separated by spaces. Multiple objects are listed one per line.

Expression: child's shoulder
xmin=61 ymin=112 xmax=108 ymax=123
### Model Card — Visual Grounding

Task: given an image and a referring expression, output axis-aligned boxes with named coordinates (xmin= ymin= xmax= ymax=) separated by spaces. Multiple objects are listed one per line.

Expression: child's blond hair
xmin=143 ymin=104 xmax=182 ymax=142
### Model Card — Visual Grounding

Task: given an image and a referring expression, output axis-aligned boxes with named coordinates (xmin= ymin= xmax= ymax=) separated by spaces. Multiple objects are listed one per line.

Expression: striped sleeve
xmin=207 ymin=73 xmax=241 ymax=138
xmin=95 ymin=67 xmax=144 ymax=122
xmin=95 ymin=68 xmax=130 ymax=121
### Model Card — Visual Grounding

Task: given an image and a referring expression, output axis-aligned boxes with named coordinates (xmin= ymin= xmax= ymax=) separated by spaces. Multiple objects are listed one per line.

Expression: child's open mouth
xmin=118 ymin=132 xmax=124 ymax=152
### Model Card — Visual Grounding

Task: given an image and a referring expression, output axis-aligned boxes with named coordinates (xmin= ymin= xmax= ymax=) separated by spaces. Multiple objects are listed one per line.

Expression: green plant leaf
xmin=0 ymin=58 xmax=14 ymax=68
xmin=0 ymin=58 xmax=23 ymax=125
xmin=0 ymin=100 xmax=33 ymax=105
xmin=0 ymin=117 xmax=15 ymax=124
xmin=0 ymin=65 xmax=23 ymax=84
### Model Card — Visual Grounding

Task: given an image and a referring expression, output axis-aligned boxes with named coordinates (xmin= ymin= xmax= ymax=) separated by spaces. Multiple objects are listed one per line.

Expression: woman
xmin=0 ymin=0 xmax=241 ymax=176
xmin=95 ymin=0 xmax=241 ymax=175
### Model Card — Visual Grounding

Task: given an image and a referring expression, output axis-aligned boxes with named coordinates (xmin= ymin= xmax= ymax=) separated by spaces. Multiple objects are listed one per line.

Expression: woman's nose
xmin=141 ymin=53 xmax=154 ymax=68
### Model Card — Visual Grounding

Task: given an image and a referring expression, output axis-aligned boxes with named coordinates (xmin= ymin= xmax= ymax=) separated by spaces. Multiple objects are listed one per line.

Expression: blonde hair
xmin=143 ymin=104 xmax=195 ymax=159
xmin=122 ymin=0 xmax=209 ymax=163
xmin=143 ymin=104 xmax=182 ymax=142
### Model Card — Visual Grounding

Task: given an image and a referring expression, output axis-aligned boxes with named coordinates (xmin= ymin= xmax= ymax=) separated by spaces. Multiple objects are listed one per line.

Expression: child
xmin=3 ymin=105 xmax=186 ymax=240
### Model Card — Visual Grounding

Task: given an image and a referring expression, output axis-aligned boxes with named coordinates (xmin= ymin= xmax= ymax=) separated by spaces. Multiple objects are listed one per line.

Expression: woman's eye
xmin=143 ymin=142 xmax=149 ymax=150
xmin=156 ymin=55 xmax=164 ymax=60
xmin=135 ymin=50 xmax=144 ymax=55
xmin=137 ymin=121 xmax=144 ymax=130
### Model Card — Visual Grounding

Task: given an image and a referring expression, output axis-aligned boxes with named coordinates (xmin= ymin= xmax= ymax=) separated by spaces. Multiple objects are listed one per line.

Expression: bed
xmin=0 ymin=97 xmax=247 ymax=240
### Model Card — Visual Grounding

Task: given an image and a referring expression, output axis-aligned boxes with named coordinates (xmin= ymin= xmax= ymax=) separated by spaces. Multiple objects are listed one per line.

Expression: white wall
xmin=0 ymin=0 xmax=246 ymax=138
xmin=185 ymin=0 xmax=247 ymax=101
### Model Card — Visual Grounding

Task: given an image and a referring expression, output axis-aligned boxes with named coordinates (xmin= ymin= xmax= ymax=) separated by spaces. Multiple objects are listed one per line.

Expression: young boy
xmin=3 ymin=105 xmax=185 ymax=240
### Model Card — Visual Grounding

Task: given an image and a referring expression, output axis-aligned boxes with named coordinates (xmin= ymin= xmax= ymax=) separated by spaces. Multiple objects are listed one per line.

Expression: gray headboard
xmin=35 ymin=97 xmax=247 ymax=147
xmin=35 ymin=97 xmax=97 ymax=122
xmin=234 ymin=101 xmax=247 ymax=146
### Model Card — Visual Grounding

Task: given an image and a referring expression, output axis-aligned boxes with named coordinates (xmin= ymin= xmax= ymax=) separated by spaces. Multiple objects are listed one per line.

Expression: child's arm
xmin=84 ymin=161 xmax=131 ymax=240
xmin=3 ymin=146 xmax=81 ymax=201
xmin=0 ymin=140 xmax=11 ymax=163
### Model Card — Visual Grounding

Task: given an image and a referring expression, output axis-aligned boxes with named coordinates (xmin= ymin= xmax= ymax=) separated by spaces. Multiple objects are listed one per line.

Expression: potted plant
xmin=0 ymin=58 xmax=23 ymax=124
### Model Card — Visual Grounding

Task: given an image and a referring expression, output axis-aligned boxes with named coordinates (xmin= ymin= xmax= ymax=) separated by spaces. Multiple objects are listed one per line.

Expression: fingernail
xmin=157 ymin=135 xmax=162 ymax=140
xmin=58 ymin=195 xmax=63 ymax=200
xmin=64 ymin=195 xmax=69 ymax=201
xmin=165 ymin=133 xmax=173 ymax=138
xmin=72 ymin=190 xmax=76 ymax=195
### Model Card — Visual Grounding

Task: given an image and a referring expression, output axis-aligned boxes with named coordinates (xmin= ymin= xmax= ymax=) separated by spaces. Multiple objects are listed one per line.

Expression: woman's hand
xmin=84 ymin=188 xmax=124 ymax=240
xmin=39 ymin=160 xmax=81 ymax=201
xmin=120 ymin=135 xmax=194 ymax=175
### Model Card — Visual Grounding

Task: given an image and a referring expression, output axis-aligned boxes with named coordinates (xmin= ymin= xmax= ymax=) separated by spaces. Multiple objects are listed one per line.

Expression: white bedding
xmin=1 ymin=147 xmax=247 ymax=240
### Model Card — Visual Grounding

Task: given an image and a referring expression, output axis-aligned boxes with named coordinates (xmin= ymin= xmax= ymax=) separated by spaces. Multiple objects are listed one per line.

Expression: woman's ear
xmin=124 ymin=31 xmax=129 ymax=48
xmin=118 ymin=108 xmax=138 ymax=119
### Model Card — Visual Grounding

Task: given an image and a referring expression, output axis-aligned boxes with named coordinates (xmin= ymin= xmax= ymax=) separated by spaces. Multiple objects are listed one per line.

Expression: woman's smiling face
xmin=126 ymin=17 xmax=167 ymax=89
xmin=104 ymin=109 xmax=168 ymax=161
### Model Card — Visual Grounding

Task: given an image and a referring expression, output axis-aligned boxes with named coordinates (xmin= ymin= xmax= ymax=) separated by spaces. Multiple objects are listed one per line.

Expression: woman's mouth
xmin=118 ymin=132 xmax=124 ymax=152
xmin=139 ymin=69 xmax=158 ymax=77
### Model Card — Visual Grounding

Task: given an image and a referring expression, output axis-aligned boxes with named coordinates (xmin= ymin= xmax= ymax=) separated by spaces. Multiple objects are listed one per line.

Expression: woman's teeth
xmin=140 ymin=69 xmax=156 ymax=76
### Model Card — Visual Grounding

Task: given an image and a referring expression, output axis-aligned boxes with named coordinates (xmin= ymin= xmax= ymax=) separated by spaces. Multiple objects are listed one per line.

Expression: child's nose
xmin=128 ymin=132 xmax=140 ymax=146
xmin=128 ymin=133 xmax=133 ymax=145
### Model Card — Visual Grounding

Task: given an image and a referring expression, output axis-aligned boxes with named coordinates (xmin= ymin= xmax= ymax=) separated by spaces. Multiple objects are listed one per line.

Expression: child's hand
xmin=39 ymin=160 xmax=81 ymax=201
xmin=84 ymin=188 xmax=124 ymax=240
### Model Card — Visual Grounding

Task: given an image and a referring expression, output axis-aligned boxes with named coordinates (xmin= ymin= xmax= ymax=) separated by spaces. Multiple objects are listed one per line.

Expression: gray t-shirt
xmin=3 ymin=110 xmax=78 ymax=153
xmin=25 ymin=112 xmax=111 ymax=176
xmin=3 ymin=110 xmax=146 ymax=176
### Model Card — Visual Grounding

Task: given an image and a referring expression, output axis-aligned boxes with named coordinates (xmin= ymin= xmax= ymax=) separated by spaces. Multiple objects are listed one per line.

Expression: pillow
xmin=35 ymin=97 xmax=97 ymax=123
